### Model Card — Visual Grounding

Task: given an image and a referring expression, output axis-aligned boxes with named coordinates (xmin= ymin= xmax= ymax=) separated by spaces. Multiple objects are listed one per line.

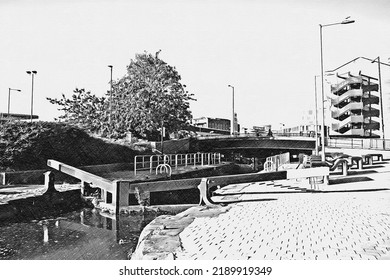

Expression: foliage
xmin=0 ymin=121 xmax=137 ymax=171
xmin=47 ymin=88 xmax=108 ymax=135
xmin=47 ymin=51 xmax=195 ymax=140
xmin=112 ymin=51 xmax=195 ymax=140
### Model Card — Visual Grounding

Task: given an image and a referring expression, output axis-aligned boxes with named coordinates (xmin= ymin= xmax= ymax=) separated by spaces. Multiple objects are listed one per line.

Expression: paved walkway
xmin=176 ymin=191 xmax=390 ymax=260
xmin=172 ymin=158 xmax=390 ymax=260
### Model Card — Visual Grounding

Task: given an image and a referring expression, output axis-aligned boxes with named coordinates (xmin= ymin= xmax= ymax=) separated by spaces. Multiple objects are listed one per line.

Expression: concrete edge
xmin=131 ymin=204 xmax=232 ymax=260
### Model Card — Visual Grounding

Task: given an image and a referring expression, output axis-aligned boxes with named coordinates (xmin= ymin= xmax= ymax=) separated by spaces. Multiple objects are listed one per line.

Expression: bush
xmin=0 ymin=121 xmax=138 ymax=171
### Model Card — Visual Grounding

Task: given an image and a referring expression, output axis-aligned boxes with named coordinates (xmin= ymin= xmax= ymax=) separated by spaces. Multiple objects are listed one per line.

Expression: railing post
xmin=150 ymin=155 xmax=154 ymax=174
xmin=134 ymin=156 xmax=138 ymax=176
xmin=185 ymin=154 xmax=188 ymax=167
xmin=208 ymin=153 xmax=211 ymax=165
xmin=201 ymin=153 xmax=204 ymax=166
xmin=175 ymin=154 xmax=178 ymax=170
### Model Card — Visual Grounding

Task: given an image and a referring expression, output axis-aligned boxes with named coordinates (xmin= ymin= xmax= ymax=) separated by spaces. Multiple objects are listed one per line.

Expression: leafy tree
xmin=47 ymin=51 xmax=195 ymax=140
xmin=47 ymin=88 xmax=109 ymax=134
xmin=112 ymin=51 xmax=195 ymax=140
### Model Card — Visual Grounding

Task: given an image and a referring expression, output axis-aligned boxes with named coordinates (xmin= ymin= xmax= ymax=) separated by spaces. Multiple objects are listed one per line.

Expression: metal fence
xmin=327 ymin=137 xmax=390 ymax=150
xmin=134 ymin=152 xmax=222 ymax=176
xmin=263 ymin=152 xmax=290 ymax=172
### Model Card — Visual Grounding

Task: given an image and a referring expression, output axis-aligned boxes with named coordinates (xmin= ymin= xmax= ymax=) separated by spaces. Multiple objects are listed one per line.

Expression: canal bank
xmin=0 ymin=161 xmax=255 ymax=259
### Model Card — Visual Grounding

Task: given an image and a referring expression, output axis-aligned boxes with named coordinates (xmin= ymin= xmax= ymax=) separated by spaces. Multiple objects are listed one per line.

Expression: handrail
xmin=134 ymin=152 xmax=222 ymax=176
xmin=328 ymin=137 xmax=390 ymax=150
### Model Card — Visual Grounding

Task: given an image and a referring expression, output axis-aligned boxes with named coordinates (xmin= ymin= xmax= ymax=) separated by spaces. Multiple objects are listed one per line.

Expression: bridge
xmin=160 ymin=135 xmax=316 ymax=160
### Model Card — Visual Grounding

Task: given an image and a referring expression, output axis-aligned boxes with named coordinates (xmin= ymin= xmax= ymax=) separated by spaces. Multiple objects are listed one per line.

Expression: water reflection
xmin=0 ymin=208 xmax=158 ymax=260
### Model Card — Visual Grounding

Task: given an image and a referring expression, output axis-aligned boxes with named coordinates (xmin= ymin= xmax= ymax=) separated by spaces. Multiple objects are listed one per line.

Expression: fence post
xmin=134 ymin=156 xmax=138 ymax=176
xmin=150 ymin=155 xmax=154 ymax=174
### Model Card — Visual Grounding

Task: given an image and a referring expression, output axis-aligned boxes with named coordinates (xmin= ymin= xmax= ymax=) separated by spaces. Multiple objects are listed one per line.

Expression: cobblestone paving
xmin=176 ymin=191 xmax=390 ymax=260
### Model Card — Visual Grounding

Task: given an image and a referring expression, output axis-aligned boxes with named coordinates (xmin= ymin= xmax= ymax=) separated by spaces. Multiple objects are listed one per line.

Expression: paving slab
xmin=174 ymin=189 xmax=390 ymax=260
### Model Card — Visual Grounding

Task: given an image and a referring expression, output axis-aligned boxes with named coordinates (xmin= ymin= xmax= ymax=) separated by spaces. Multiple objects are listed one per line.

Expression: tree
xmin=112 ymin=51 xmax=195 ymax=140
xmin=47 ymin=51 xmax=195 ymax=140
xmin=47 ymin=88 xmax=109 ymax=134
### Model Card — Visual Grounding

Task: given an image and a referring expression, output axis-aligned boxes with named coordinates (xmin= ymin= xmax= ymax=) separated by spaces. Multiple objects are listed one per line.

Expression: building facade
xmin=330 ymin=72 xmax=380 ymax=138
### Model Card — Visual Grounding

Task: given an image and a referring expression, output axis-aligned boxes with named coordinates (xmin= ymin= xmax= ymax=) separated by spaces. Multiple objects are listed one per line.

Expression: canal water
xmin=0 ymin=208 xmax=160 ymax=260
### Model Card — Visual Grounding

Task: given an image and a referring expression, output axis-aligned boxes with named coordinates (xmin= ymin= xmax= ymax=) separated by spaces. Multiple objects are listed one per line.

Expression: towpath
xmin=133 ymin=150 xmax=390 ymax=260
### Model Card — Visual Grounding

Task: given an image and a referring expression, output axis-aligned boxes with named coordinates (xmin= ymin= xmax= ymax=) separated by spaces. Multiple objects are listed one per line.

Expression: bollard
xmin=197 ymin=178 xmax=217 ymax=206
xmin=44 ymin=171 xmax=57 ymax=193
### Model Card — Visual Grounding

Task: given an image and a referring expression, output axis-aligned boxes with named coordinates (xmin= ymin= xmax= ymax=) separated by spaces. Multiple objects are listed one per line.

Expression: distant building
xmin=192 ymin=116 xmax=240 ymax=136
xmin=251 ymin=125 xmax=272 ymax=136
xmin=0 ymin=113 xmax=39 ymax=122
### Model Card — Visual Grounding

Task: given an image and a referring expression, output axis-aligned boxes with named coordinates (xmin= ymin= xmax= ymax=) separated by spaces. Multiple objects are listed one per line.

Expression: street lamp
xmin=228 ymin=85 xmax=235 ymax=136
xmin=108 ymin=65 xmax=113 ymax=125
xmin=314 ymin=76 xmax=319 ymax=155
xmin=371 ymin=57 xmax=386 ymax=148
xmin=314 ymin=73 xmax=337 ymax=155
xmin=319 ymin=17 xmax=355 ymax=161
xmin=26 ymin=70 xmax=37 ymax=122
xmin=8 ymin=88 xmax=21 ymax=115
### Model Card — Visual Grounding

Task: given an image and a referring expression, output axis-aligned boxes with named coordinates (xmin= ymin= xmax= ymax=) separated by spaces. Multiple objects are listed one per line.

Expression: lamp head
xmin=32 ymin=71 xmax=37 ymax=74
xmin=26 ymin=71 xmax=31 ymax=74
xmin=108 ymin=65 xmax=113 ymax=68
xmin=341 ymin=19 xmax=355 ymax=24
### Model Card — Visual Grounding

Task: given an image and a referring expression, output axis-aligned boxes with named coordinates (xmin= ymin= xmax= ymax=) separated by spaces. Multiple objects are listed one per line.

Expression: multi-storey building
xmin=330 ymin=72 xmax=380 ymax=137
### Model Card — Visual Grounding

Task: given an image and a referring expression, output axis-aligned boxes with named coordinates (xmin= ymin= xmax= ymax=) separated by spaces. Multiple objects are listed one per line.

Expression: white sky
xmin=1 ymin=0 xmax=390 ymax=130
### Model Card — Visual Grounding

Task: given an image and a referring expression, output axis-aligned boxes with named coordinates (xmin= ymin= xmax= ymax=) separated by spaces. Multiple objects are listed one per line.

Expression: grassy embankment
xmin=0 ymin=121 xmax=139 ymax=172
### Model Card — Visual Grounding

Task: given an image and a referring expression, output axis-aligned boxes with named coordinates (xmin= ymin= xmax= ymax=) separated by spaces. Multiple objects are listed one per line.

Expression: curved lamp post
xmin=108 ymin=65 xmax=113 ymax=125
xmin=8 ymin=88 xmax=21 ymax=115
xmin=228 ymin=84 xmax=235 ymax=136
xmin=319 ymin=18 xmax=355 ymax=161
xmin=26 ymin=70 xmax=37 ymax=122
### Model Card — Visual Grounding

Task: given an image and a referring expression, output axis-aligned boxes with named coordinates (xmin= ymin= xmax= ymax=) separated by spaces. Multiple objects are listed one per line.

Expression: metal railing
xmin=196 ymin=132 xmax=315 ymax=140
xmin=327 ymin=137 xmax=390 ymax=150
xmin=134 ymin=152 xmax=222 ymax=176
xmin=263 ymin=152 xmax=290 ymax=172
